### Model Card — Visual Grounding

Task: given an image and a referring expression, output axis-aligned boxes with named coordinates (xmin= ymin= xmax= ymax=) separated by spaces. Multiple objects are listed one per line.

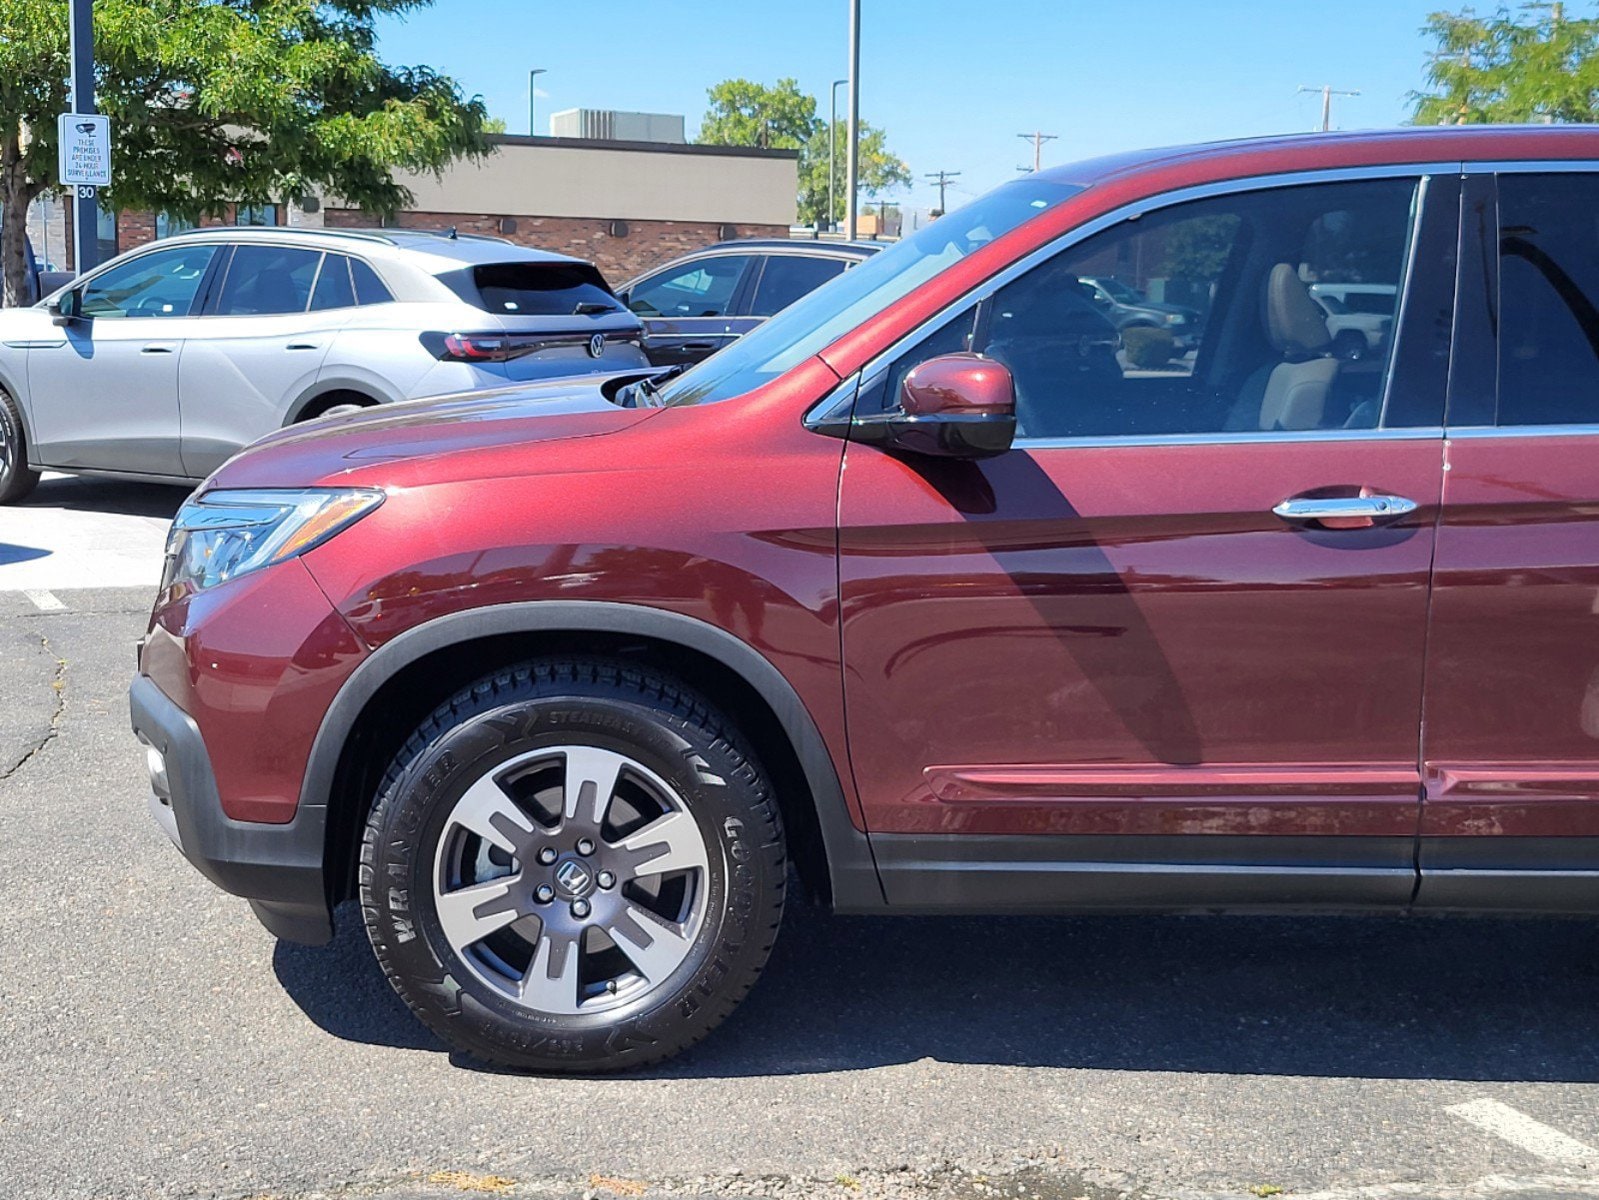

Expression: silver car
xmin=0 ymin=226 xmax=648 ymax=502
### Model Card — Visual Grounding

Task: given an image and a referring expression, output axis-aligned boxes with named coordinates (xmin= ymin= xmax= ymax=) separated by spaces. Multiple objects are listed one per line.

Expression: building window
xmin=96 ymin=205 xmax=117 ymax=261
xmin=238 ymin=204 xmax=277 ymax=227
xmin=155 ymin=211 xmax=197 ymax=240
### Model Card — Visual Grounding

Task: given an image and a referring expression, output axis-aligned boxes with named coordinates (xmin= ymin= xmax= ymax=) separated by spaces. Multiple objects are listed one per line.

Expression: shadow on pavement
xmin=22 ymin=474 xmax=189 ymax=518
xmin=275 ymin=898 xmax=1599 ymax=1081
xmin=0 ymin=544 xmax=49 ymax=566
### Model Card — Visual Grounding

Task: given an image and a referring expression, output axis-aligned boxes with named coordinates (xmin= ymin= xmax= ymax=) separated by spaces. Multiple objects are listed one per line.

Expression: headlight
xmin=162 ymin=487 xmax=384 ymax=594
xmin=1163 ymin=312 xmax=1185 ymax=326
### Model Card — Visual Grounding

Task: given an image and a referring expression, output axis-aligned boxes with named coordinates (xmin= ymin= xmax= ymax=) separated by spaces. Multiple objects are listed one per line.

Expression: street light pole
xmin=528 ymin=68 xmax=547 ymax=137
xmin=844 ymin=0 xmax=861 ymax=240
xmin=828 ymin=78 xmax=846 ymax=233
xmin=69 ymin=0 xmax=98 ymax=273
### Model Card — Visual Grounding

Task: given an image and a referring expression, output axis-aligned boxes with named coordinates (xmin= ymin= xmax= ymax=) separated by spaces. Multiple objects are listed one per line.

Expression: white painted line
xmin=1447 ymin=1098 xmax=1597 ymax=1164
xmin=22 ymin=589 xmax=65 ymax=612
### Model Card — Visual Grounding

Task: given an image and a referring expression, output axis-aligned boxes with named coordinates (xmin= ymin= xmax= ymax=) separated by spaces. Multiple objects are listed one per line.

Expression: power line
xmin=1017 ymin=130 xmax=1058 ymax=173
xmin=924 ymin=169 xmax=961 ymax=215
xmin=1297 ymin=84 xmax=1360 ymax=132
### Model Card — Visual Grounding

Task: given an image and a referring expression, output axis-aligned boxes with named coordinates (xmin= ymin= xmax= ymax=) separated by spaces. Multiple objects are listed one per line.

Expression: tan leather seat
xmin=1227 ymin=263 xmax=1339 ymax=432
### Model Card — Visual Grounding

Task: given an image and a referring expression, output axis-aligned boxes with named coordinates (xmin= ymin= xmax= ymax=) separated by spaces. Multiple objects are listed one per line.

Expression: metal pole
xmin=844 ymin=0 xmax=861 ymax=240
xmin=829 ymin=79 xmax=846 ymax=233
xmin=69 ymin=0 xmax=98 ymax=273
xmin=528 ymin=68 xmax=547 ymax=136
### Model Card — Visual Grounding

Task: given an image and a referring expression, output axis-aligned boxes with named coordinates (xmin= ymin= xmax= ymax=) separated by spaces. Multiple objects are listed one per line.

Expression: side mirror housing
xmin=49 ymin=288 xmax=82 ymax=326
xmin=816 ymin=354 xmax=1016 ymax=459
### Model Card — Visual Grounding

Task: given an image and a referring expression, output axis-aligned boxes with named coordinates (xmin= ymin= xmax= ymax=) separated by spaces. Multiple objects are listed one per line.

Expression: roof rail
xmin=162 ymin=225 xmax=400 ymax=245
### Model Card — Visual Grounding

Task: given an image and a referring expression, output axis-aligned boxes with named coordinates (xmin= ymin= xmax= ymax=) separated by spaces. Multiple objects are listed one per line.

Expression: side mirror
xmin=49 ymin=288 xmax=82 ymax=326
xmin=838 ymin=354 xmax=1016 ymax=458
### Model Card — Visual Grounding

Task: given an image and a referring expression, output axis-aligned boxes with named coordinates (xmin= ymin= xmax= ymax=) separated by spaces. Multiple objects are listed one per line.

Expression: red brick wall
xmin=324 ymin=208 xmax=790 ymax=283
xmin=110 ymin=206 xmax=241 ymax=254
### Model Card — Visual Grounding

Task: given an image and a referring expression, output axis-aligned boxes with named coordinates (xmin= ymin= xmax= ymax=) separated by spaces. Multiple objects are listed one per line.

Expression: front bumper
xmin=130 ymin=673 xmax=333 ymax=945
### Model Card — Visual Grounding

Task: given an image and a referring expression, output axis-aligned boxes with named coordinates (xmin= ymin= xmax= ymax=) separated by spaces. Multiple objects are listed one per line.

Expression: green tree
xmin=697 ymin=77 xmax=817 ymax=150
xmin=697 ymin=77 xmax=910 ymax=227
xmin=800 ymin=120 xmax=911 ymax=227
xmin=1412 ymin=4 xmax=1599 ymax=124
xmin=481 ymin=116 xmax=508 ymax=134
xmin=0 ymin=0 xmax=490 ymax=305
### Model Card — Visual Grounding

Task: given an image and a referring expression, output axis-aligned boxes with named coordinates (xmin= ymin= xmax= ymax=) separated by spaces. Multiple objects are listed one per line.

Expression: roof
xmin=1037 ymin=124 xmax=1599 ymax=192
xmin=702 ymin=238 xmax=883 ymax=256
xmin=484 ymin=133 xmax=800 ymax=160
xmin=160 ymin=224 xmax=591 ymax=269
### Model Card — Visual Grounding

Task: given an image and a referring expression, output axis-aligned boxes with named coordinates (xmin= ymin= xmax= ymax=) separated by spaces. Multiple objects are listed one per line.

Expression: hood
xmin=208 ymin=374 xmax=661 ymax=491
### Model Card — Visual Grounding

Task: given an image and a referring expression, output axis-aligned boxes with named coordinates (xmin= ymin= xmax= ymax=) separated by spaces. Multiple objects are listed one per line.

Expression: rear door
xmin=626 ymin=253 xmax=755 ymax=365
xmin=1418 ymin=168 xmax=1599 ymax=909
xmin=178 ymin=243 xmax=346 ymax=476
xmin=838 ymin=170 xmax=1458 ymax=908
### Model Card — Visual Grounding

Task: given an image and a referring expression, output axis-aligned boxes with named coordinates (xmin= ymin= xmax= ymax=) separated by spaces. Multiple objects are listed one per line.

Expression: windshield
xmin=654 ymin=177 xmax=1083 ymax=407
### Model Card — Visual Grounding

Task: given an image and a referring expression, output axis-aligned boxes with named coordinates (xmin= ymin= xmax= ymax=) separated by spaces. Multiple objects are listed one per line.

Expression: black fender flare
xmin=301 ymin=600 xmax=886 ymax=911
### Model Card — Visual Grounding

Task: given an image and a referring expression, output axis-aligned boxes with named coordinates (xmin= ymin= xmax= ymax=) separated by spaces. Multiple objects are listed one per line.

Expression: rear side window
xmin=748 ymin=255 xmax=849 ymax=317
xmin=310 ymin=254 xmax=356 ymax=311
xmin=459 ymin=261 xmax=617 ymax=316
xmin=213 ymin=245 xmax=322 ymax=316
xmin=1497 ymin=173 xmax=1599 ymax=427
xmin=351 ymin=258 xmax=393 ymax=306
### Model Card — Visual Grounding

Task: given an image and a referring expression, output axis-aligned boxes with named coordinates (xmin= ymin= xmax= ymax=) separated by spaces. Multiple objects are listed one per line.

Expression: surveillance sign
xmin=57 ymin=113 xmax=111 ymax=187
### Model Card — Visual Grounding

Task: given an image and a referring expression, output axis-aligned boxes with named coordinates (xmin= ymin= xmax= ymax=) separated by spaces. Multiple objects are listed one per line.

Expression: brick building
xmin=64 ymin=132 xmax=798 ymax=284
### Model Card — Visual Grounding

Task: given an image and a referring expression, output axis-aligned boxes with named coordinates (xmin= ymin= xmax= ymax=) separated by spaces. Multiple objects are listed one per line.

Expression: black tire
xmin=0 ymin=389 xmax=41 ymax=504
xmin=359 ymin=657 xmax=786 ymax=1072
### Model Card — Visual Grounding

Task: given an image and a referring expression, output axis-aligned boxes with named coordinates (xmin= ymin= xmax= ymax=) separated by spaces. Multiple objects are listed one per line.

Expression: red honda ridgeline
xmin=134 ymin=127 xmax=1599 ymax=1071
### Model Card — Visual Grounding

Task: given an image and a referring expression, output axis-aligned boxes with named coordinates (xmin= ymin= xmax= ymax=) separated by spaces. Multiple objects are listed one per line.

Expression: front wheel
xmin=0 ymin=389 xmax=41 ymax=504
xmin=360 ymin=658 xmax=787 ymax=1072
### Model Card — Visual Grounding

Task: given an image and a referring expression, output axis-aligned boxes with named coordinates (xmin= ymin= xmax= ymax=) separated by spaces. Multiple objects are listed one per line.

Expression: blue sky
xmin=376 ymin=0 xmax=1457 ymax=213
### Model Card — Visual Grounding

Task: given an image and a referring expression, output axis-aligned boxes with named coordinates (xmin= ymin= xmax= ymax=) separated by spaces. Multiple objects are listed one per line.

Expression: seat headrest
xmin=1263 ymin=263 xmax=1332 ymax=357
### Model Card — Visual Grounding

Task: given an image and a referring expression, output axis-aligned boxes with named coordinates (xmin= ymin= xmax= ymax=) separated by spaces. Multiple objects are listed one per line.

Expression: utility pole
xmin=924 ymin=169 xmax=960 ymax=216
xmin=1298 ymin=84 xmax=1360 ymax=132
xmin=828 ymin=78 xmax=847 ymax=232
xmin=844 ymin=0 xmax=861 ymax=240
xmin=528 ymin=68 xmax=547 ymax=137
xmin=69 ymin=0 xmax=98 ymax=273
xmin=1017 ymin=130 xmax=1058 ymax=173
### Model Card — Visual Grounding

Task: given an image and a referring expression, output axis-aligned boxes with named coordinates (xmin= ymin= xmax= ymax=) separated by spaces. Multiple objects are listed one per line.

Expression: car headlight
xmin=162 ymin=487 xmax=384 ymax=594
xmin=1163 ymin=312 xmax=1185 ymax=326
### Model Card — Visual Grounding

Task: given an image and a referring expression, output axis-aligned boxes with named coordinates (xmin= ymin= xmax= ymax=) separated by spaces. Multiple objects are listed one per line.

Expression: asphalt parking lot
xmin=4 ymin=478 xmax=1599 ymax=1200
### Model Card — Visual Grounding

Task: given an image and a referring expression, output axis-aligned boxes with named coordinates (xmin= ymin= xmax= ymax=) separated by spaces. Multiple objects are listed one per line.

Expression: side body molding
xmin=300 ymin=599 xmax=887 ymax=911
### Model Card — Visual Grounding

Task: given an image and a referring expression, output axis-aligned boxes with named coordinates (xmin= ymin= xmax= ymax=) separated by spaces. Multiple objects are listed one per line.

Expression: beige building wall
xmin=392 ymin=136 xmax=798 ymax=226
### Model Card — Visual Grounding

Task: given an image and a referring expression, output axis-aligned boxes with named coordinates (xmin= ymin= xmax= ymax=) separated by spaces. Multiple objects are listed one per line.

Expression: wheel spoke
xmin=606 ymin=902 xmax=695 ymax=985
xmin=449 ymin=774 xmax=538 ymax=856
xmin=562 ymin=747 xmax=627 ymax=826
xmin=520 ymin=927 xmax=582 ymax=1012
xmin=615 ymin=809 xmax=708 ymax=879
xmin=435 ymin=876 xmax=522 ymax=950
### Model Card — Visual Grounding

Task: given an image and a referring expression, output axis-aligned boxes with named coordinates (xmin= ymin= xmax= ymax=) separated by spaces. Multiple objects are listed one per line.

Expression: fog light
xmin=141 ymin=738 xmax=171 ymax=804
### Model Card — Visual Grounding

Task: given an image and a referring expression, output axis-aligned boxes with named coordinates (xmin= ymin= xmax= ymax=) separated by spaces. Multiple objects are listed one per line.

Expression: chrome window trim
xmin=850 ymin=161 xmax=1452 ymax=446
xmin=1016 ymin=427 xmax=1445 ymax=451
xmin=1447 ymin=424 xmax=1599 ymax=439
xmin=1462 ymin=159 xmax=1599 ymax=175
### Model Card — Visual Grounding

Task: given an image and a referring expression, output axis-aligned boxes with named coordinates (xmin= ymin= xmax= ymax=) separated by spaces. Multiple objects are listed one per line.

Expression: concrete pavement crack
xmin=1 ymin=633 xmax=66 ymax=780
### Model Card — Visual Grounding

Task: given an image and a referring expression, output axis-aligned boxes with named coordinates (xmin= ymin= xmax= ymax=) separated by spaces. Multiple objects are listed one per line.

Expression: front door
xmin=838 ymin=172 xmax=1458 ymax=908
xmin=26 ymin=241 xmax=220 ymax=476
xmin=1418 ymin=169 xmax=1599 ymax=907
xmin=627 ymin=254 xmax=754 ymax=366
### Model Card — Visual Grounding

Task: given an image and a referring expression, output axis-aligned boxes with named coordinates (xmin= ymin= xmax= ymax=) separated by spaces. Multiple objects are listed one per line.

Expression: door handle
xmin=140 ymin=344 xmax=176 ymax=355
xmin=286 ymin=342 xmax=319 ymax=351
xmin=679 ymin=341 xmax=717 ymax=353
xmin=1272 ymin=494 xmax=1418 ymax=527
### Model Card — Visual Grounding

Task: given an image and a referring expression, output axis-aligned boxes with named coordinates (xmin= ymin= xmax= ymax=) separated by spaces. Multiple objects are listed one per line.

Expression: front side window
xmin=79 ymin=243 xmax=218 ymax=318
xmin=212 ymin=245 xmax=322 ymax=316
xmin=878 ymin=177 xmax=1419 ymax=440
xmin=1496 ymin=173 xmax=1599 ymax=427
xmin=628 ymin=255 xmax=752 ymax=318
xmin=747 ymin=255 xmax=849 ymax=317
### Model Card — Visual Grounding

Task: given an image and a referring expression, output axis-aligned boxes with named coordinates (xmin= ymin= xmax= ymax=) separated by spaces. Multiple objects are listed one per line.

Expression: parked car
xmin=1310 ymin=282 xmax=1398 ymax=360
xmin=1076 ymin=274 xmax=1202 ymax=346
xmin=0 ymin=226 xmax=645 ymax=502
xmin=618 ymin=239 xmax=879 ymax=365
xmin=133 ymin=125 xmax=1599 ymax=1073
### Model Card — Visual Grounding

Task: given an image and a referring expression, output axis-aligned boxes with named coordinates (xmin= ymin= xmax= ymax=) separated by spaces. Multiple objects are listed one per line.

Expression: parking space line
xmin=1447 ymin=1098 xmax=1597 ymax=1164
xmin=22 ymin=589 xmax=66 ymax=613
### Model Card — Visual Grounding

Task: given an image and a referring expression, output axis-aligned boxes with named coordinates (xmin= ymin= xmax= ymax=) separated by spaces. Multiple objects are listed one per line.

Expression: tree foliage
xmin=0 ymin=0 xmax=490 ymax=304
xmin=696 ymin=77 xmax=910 ymax=227
xmin=1412 ymin=4 xmax=1599 ymax=124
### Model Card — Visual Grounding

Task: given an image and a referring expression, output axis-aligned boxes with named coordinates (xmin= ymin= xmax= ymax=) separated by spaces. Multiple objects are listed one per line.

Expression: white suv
xmin=0 ymin=227 xmax=648 ymax=502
